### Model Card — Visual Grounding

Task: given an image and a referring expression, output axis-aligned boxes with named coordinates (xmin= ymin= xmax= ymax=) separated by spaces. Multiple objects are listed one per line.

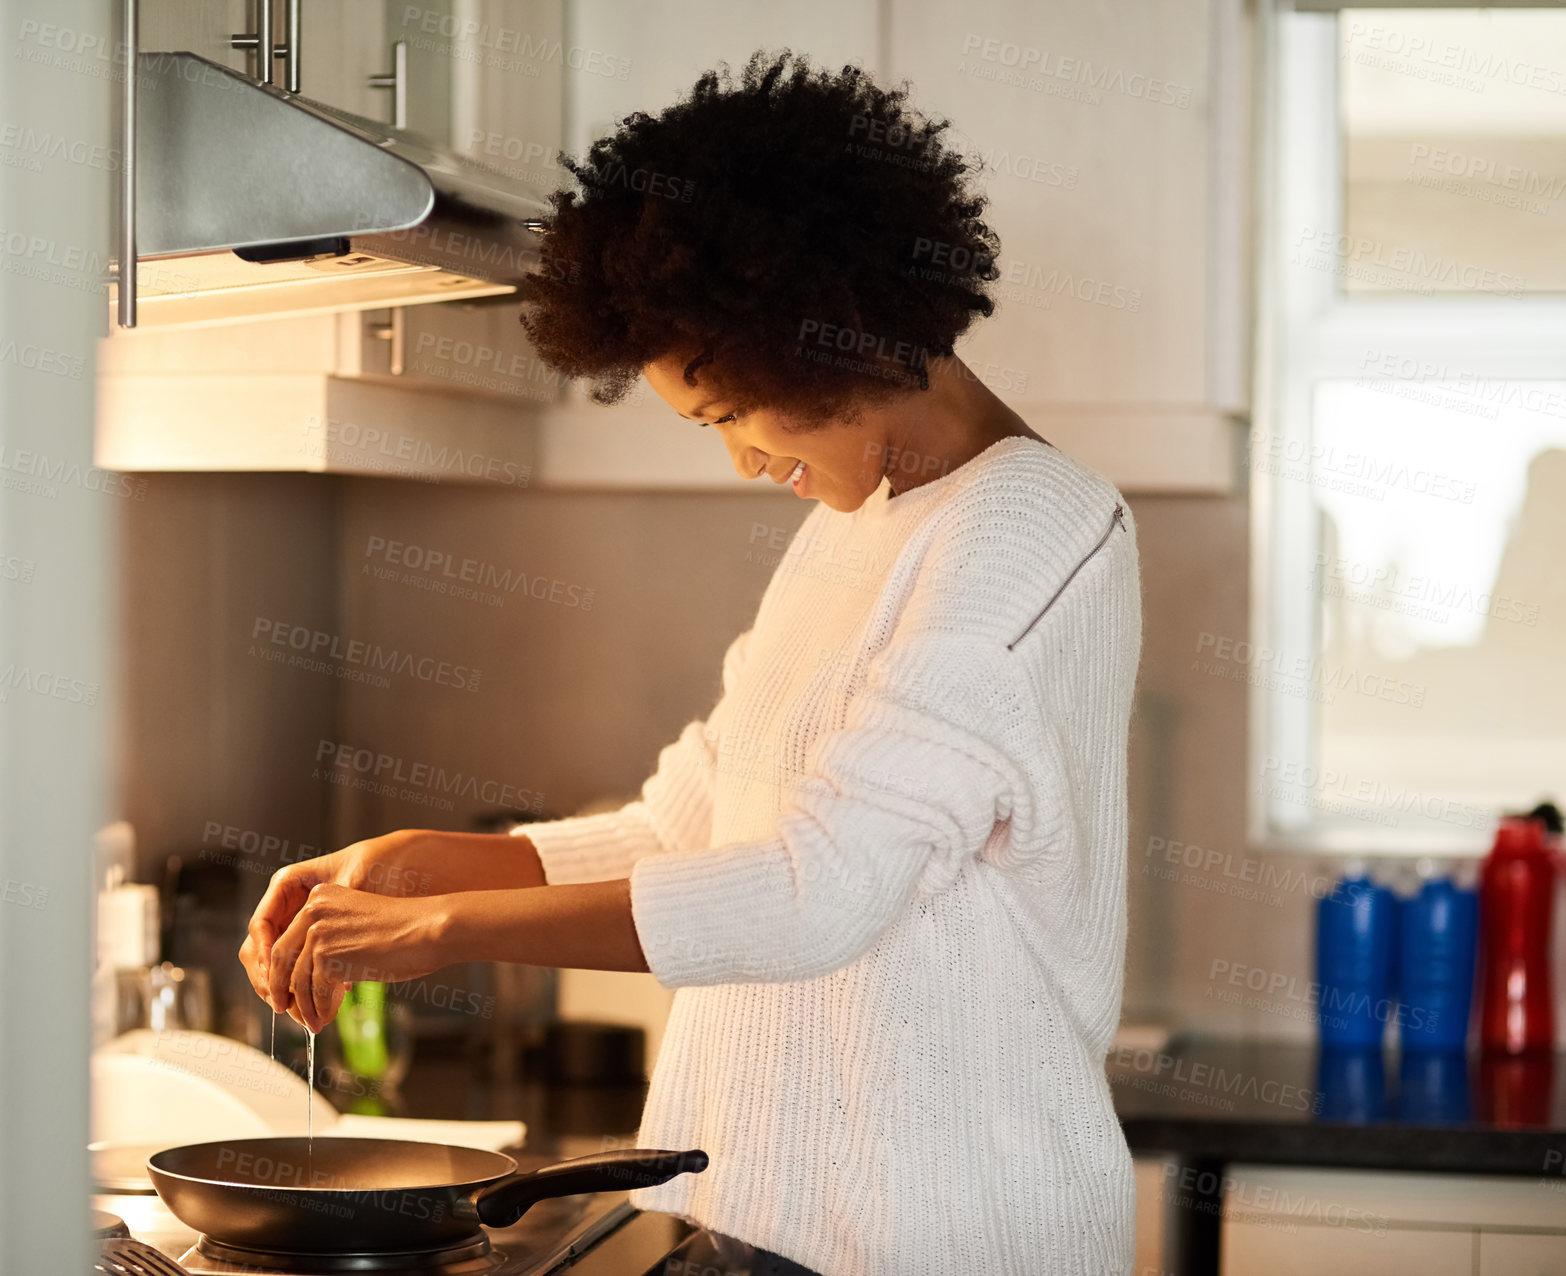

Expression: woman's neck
xmin=873 ymin=355 xmax=1046 ymax=497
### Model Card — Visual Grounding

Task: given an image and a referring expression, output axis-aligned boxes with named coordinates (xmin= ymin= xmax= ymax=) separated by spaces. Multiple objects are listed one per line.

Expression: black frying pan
xmin=147 ymin=1137 xmax=707 ymax=1254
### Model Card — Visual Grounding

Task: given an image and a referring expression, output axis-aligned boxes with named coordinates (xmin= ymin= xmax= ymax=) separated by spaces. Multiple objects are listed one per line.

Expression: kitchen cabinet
xmin=522 ymin=0 xmax=884 ymax=490
xmin=354 ymin=0 xmax=568 ymax=408
xmin=888 ymin=1 xmax=1249 ymax=411
xmin=287 ymin=0 xmax=568 ymax=410
xmin=886 ymin=0 xmax=1249 ymax=492
xmin=1217 ymin=1165 xmax=1566 ymax=1276
xmin=533 ymin=0 xmax=1245 ymax=492
xmin=138 ymin=2 xmax=438 ymax=119
xmin=138 ymin=0 xmax=244 ymax=65
xmin=95 ymin=313 xmax=539 ymax=480
xmin=101 ymin=2 xmax=568 ymax=473
xmin=108 ymin=0 xmax=1247 ymax=489
xmin=1133 ymin=1156 xmax=1173 ymax=1274
xmin=1478 ymin=1232 xmax=1566 ymax=1276
xmin=140 ymin=0 xmax=563 ymax=410
xmin=1222 ymin=1217 xmax=1471 ymax=1275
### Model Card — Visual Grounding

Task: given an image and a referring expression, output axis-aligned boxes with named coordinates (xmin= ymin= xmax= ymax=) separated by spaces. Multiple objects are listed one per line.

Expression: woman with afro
xmin=243 ymin=49 xmax=1143 ymax=1276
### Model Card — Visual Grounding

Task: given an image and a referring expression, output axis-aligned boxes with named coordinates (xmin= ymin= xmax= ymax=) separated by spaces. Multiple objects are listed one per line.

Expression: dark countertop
xmin=380 ymin=1035 xmax=1566 ymax=1177
xmin=348 ymin=1057 xmax=650 ymax=1158
xmin=1109 ymin=1034 xmax=1566 ymax=1176
xmin=322 ymin=1036 xmax=1566 ymax=1276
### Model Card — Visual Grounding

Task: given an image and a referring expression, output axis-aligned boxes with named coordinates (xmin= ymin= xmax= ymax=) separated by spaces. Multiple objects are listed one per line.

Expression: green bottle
xmin=338 ymin=981 xmax=389 ymax=1079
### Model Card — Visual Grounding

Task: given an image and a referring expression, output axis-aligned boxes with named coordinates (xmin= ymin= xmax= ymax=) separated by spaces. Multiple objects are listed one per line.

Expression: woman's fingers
xmin=287 ymin=930 xmax=349 ymax=1035
xmin=261 ymin=880 xmax=440 ymax=1031
xmin=238 ymin=928 xmax=273 ymax=1007
xmin=245 ymin=865 xmax=317 ymax=999
xmin=268 ymin=899 xmax=314 ymax=1017
xmin=271 ymin=885 xmax=354 ymax=1033
xmin=289 ymin=930 xmax=316 ymax=1032
xmin=321 ymin=975 xmax=349 ymax=1033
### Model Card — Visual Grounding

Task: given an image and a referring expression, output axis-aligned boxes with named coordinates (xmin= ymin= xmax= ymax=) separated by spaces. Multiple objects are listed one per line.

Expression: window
xmin=1251 ymin=5 xmax=1566 ymax=854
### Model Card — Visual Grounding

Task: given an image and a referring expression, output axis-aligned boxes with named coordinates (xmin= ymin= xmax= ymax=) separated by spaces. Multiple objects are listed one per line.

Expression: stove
xmin=91 ymin=1185 xmax=660 ymax=1276
xmin=93 ymin=1175 xmax=820 ymax=1275
xmin=173 ymin=1232 xmax=508 ymax=1274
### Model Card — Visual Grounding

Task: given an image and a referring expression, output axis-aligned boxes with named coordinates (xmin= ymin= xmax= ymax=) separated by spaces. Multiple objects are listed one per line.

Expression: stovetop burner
xmin=95 ymin=1165 xmax=650 ymax=1275
xmin=179 ymin=1232 xmax=505 ymax=1274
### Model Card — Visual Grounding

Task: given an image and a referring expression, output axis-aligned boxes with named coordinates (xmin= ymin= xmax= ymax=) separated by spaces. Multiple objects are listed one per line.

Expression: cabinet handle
xmin=229 ymin=0 xmax=274 ymax=86
xmin=368 ymin=309 xmax=406 ymax=376
xmin=279 ymin=0 xmax=300 ymax=92
xmin=230 ymin=0 xmax=296 ymax=91
xmin=117 ymin=0 xmax=137 ymax=328
xmin=368 ymin=42 xmax=408 ymax=130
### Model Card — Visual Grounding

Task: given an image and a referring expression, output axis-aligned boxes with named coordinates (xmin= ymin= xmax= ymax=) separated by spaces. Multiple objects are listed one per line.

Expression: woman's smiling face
xmin=642 ymin=353 xmax=893 ymax=512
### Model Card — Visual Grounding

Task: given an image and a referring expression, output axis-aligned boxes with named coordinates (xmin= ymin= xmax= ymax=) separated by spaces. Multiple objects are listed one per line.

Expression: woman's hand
xmin=238 ymin=829 xmax=425 ymax=1015
xmin=257 ymin=876 xmax=649 ymax=1033
xmin=264 ymin=883 xmax=455 ymax=1034
xmin=238 ymin=828 xmax=545 ymax=1018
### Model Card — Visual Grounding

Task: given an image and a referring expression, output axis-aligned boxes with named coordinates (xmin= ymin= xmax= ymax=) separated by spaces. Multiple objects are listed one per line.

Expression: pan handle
xmin=468 ymin=1147 xmax=708 ymax=1228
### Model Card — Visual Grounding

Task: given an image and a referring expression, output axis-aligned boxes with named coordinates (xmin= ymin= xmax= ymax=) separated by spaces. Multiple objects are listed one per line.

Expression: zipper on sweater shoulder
xmin=1006 ymin=503 xmax=1126 ymax=651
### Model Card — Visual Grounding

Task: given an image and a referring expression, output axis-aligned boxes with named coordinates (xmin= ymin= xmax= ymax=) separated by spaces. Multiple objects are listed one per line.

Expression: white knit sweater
xmin=521 ymin=436 xmax=1143 ymax=1275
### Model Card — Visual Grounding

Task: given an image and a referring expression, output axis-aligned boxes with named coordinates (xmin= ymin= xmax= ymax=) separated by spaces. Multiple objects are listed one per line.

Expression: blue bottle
xmin=1397 ymin=866 xmax=1478 ymax=1053
xmin=1397 ymin=1049 xmax=1471 ymax=1125
xmin=1317 ymin=1046 xmax=1388 ymax=1123
xmin=1315 ymin=865 xmax=1398 ymax=1048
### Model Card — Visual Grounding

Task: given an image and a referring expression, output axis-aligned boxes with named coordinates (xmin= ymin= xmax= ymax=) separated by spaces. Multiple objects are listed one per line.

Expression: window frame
xmin=1248 ymin=3 xmax=1566 ymax=856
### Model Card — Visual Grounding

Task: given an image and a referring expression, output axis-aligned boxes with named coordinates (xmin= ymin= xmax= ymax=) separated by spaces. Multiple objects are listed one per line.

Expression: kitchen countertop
xmin=1108 ymin=1034 xmax=1566 ymax=1175
xmin=325 ymin=1036 xmax=1566 ymax=1275
xmin=1109 ymin=1034 xmax=1566 ymax=1276
xmin=348 ymin=1055 xmax=651 ymax=1161
xmin=391 ymin=1036 xmax=1566 ymax=1173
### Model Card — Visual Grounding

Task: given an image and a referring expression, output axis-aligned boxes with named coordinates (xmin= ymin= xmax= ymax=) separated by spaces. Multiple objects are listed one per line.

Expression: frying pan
xmin=147 ymin=1136 xmax=707 ymax=1255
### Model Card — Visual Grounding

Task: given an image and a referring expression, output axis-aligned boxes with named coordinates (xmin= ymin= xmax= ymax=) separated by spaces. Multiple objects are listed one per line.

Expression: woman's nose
xmin=725 ymin=438 xmax=769 ymax=480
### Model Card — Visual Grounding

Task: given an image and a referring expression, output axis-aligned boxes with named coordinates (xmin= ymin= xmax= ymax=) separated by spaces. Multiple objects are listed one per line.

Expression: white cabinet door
xmin=297 ymin=1 xmax=388 ymax=116
xmin=563 ymin=0 xmax=880 ymax=154
xmin=1479 ymin=1232 xmax=1566 ymax=1276
xmin=530 ymin=0 xmax=884 ymax=485
xmin=1133 ymin=1157 xmax=1173 ymax=1275
xmin=534 ymin=0 xmax=1237 ymax=491
xmin=883 ymin=0 xmax=1248 ymax=490
xmin=354 ymin=0 xmax=571 ymax=405
xmin=139 ymin=1 xmax=392 ymax=110
xmin=1222 ymin=1220 xmax=1473 ymax=1276
xmin=888 ymin=0 xmax=1218 ymax=406
xmin=1219 ymin=1165 xmax=1566 ymax=1276
xmin=139 ymin=0 xmax=248 ymax=66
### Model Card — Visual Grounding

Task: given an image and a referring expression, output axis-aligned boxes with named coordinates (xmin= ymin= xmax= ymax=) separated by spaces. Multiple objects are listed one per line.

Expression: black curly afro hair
xmin=516 ymin=48 xmax=1002 ymax=427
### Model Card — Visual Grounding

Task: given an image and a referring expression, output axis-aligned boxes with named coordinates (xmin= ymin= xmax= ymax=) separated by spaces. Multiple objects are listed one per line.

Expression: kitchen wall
xmin=118 ymin=473 xmax=339 ymax=870
xmin=120 ymin=463 xmax=1334 ymax=1054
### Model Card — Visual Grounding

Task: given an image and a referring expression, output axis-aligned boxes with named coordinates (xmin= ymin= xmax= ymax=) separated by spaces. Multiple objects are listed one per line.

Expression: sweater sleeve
xmin=516 ymin=626 xmax=754 ymax=885
xmin=628 ymin=628 xmax=1042 ymax=987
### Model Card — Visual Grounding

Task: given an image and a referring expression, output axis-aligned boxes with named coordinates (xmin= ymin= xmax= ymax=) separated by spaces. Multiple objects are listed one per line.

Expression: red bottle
xmin=1477 ymin=816 xmax=1558 ymax=1055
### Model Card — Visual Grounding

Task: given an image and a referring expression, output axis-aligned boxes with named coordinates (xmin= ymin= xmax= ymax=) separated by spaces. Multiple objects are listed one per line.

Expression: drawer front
xmin=1478 ymin=1232 xmax=1566 ymax=1276
xmin=1221 ymin=1220 xmax=1474 ymax=1276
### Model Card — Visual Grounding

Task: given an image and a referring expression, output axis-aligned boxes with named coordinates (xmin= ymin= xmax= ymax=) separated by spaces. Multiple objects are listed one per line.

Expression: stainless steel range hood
xmin=115 ymin=51 xmax=550 ymax=329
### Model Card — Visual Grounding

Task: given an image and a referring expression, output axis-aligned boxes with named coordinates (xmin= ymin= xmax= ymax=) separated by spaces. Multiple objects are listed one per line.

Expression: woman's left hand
xmin=266 ymin=883 xmax=453 ymax=1033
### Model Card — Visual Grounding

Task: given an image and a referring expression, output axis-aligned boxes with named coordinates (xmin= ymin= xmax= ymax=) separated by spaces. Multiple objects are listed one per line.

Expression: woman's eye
xmin=711 ymin=413 xmax=737 ymax=425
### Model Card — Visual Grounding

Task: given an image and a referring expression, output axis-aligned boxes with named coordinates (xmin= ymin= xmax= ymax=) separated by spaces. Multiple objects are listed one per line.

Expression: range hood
xmin=114 ymin=51 xmax=551 ymax=329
